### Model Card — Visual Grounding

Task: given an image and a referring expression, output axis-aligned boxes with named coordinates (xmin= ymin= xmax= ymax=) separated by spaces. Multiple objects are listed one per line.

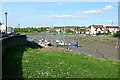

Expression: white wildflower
xmin=59 ymin=62 xmax=64 ymax=64
xmin=25 ymin=60 xmax=29 ymax=63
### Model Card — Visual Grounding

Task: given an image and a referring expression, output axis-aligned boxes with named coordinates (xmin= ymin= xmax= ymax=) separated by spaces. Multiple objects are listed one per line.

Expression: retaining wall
xmin=1 ymin=35 xmax=27 ymax=55
xmin=0 ymin=35 xmax=27 ymax=79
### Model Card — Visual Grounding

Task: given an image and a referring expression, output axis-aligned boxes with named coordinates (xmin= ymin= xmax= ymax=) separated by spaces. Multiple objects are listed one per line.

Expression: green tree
xmin=0 ymin=22 xmax=2 ymax=25
xmin=49 ymin=29 xmax=56 ymax=33
xmin=80 ymin=28 xmax=86 ymax=32
xmin=40 ymin=28 xmax=46 ymax=32
xmin=112 ymin=32 xmax=120 ymax=37
xmin=65 ymin=28 xmax=73 ymax=33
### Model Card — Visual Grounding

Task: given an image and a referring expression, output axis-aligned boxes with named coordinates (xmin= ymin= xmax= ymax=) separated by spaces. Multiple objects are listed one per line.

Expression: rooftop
xmin=88 ymin=25 xmax=104 ymax=28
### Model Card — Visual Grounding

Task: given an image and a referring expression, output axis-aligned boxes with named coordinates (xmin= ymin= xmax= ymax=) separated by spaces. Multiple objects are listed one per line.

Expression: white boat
xmin=56 ymin=40 xmax=60 ymax=43
xmin=58 ymin=42 xmax=67 ymax=46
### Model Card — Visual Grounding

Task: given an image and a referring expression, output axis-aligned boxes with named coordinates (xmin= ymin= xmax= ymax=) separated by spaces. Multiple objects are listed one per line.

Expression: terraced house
xmin=105 ymin=26 xmax=120 ymax=34
xmin=87 ymin=25 xmax=104 ymax=35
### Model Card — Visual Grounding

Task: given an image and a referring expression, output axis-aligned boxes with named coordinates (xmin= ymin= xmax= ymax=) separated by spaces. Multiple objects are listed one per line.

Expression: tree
xmin=80 ymin=28 xmax=86 ymax=32
xmin=49 ymin=29 xmax=56 ymax=33
xmin=113 ymin=32 xmax=120 ymax=37
xmin=65 ymin=28 xmax=73 ymax=33
xmin=0 ymin=22 xmax=2 ymax=25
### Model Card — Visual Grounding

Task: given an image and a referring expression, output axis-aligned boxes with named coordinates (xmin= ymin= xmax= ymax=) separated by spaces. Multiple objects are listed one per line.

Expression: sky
xmin=1 ymin=2 xmax=119 ymax=28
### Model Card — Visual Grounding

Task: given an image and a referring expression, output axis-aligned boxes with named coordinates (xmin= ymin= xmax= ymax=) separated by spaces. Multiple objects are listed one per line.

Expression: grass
xmin=3 ymin=46 xmax=119 ymax=78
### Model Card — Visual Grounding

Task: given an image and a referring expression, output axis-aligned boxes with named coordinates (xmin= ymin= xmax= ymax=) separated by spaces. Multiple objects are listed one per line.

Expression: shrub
xmin=65 ymin=28 xmax=73 ymax=33
xmin=96 ymin=33 xmax=111 ymax=35
xmin=96 ymin=33 xmax=101 ymax=35
xmin=49 ymin=29 xmax=56 ymax=33
xmin=112 ymin=33 xmax=120 ymax=37
xmin=103 ymin=32 xmax=111 ymax=35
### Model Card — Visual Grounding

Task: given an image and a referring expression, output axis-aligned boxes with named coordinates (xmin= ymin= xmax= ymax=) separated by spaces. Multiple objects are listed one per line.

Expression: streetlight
xmin=5 ymin=12 xmax=8 ymax=34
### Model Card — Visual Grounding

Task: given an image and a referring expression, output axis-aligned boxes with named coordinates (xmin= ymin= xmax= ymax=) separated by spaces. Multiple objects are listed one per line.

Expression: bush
xmin=103 ymin=32 xmax=111 ymax=35
xmin=65 ymin=28 xmax=73 ymax=33
xmin=96 ymin=33 xmax=101 ymax=35
xmin=96 ymin=33 xmax=111 ymax=35
xmin=112 ymin=33 xmax=120 ymax=37
xmin=49 ymin=29 xmax=56 ymax=33
xmin=15 ymin=28 xmax=47 ymax=33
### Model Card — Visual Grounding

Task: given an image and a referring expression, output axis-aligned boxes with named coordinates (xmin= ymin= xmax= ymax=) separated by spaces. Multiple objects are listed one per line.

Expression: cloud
xmin=75 ymin=9 xmax=102 ymax=15
xmin=84 ymin=9 xmax=102 ymax=14
xmin=76 ymin=5 xmax=114 ymax=15
xmin=49 ymin=4 xmax=114 ymax=19
xmin=57 ymin=2 xmax=63 ymax=6
xmin=102 ymin=5 xmax=114 ymax=10
xmin=49 ymin=15 xmax=84 ymax=18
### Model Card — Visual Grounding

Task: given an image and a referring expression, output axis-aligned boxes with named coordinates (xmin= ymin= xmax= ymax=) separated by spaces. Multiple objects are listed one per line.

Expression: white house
xmin=105 ymin=26 xmax=120 ymax=34
xmin=7 ymin=27 xmax=15 ymax=33
xmin=0 ymin=24 xmax=6 ymax=33
xmin=85 ymin=29 xmax=90 ymax=34
xmin=0 ymin=23 xmax=15 ymax=33
xmin=56 ymin=29 xmax=64 ymax=33
xmin=87 ymin=25 xmax=104 ymax=34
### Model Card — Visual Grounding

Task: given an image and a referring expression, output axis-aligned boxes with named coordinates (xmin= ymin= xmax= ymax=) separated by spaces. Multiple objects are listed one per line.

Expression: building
xmin=0 ymin=23 xmax=6 ymax=33
xmin=87 ymin=25 xmax=104 ymax=34
xmin=7 ymin=27 xmax=15 ymax=33
xmin=0 ymin=23 xmax=15 ymax=34
xmin=85 ymin=29 xmax=90 ymax=34
xmin=105 ymin=26 xmax=120 ymax=34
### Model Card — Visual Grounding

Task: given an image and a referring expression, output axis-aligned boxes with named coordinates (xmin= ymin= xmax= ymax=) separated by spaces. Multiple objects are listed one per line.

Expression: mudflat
xmin=25 ymin=33 xmax=118 ymax=60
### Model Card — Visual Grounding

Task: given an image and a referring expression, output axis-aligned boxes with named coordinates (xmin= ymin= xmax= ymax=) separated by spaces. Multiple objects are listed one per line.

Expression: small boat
xmin=71 ymin=42 xmax=81 ymax=47
xmin=38 ymin=42 xmax=46 ymax=47
xmin=58 ymin=42 xmax=67 ymax=46
xmin=56 ymin=40 xmax=61 ymax=43
xmin=45 ymin=42 xmax=52 ymax=46
xmin=71 ymin=43 xmax=78 ymax=46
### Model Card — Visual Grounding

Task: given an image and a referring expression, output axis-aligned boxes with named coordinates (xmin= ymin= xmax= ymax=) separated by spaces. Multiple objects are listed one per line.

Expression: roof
xmin=106 ymin=26 xmax=119 ymax=28
xmin=86 ymin=30 xmax=90 ymax=31
xmin=88 ymin=25 xmax=104 ymax=28
xmin=104 ymin=28 xmax=109 ymax=31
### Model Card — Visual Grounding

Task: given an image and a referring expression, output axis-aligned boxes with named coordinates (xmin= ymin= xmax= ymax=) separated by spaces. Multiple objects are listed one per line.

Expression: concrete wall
xmin=0 ymin=38 xmax=2 ymax=80
xmin=2 ymin=35 xmax=27 ymax=55
xmin=0 ymin=35 xmax=27 ymax=79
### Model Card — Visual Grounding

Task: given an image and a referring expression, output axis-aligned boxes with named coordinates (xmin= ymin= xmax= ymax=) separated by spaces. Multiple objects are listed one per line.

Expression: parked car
xmin=0 ymin=33 xmax=9 ymax=38
xmin=8 ymin=32 xmax=20 ymax=36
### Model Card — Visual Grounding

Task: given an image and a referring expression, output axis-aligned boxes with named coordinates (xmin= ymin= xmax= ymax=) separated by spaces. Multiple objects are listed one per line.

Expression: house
xmin=85 ymin=29 xmax=90 ymax=34
xmin=87 ymin=25 xmax=104 ymax=34
xmin=0 ymin=23 xmax=15 ymax=34
xmin=105 ymin=26 xmax=120 ymax=34
xmin=0 ymin=23 xmax=6 ymax=33
xmin=56 ymin=29 xmax=64 ymax=33
xmin=7 ymin=27 xmax=15 ymax=33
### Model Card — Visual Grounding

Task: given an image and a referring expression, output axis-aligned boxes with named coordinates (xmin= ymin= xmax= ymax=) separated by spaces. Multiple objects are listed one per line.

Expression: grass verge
xmin=2 ymin=46 xmax=119 ymax=78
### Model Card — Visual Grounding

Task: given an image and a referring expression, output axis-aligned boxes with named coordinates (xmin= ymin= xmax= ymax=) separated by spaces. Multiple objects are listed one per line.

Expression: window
xmin=95 ymin=28 xmax=97 ymax=31
xmin=100 ymin=28 xmax=102 ymax=30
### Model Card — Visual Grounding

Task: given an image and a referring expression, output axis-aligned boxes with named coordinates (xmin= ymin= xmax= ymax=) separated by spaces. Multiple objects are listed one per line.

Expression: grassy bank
xmin=3 ymin=46 xmax=119 ymax=78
